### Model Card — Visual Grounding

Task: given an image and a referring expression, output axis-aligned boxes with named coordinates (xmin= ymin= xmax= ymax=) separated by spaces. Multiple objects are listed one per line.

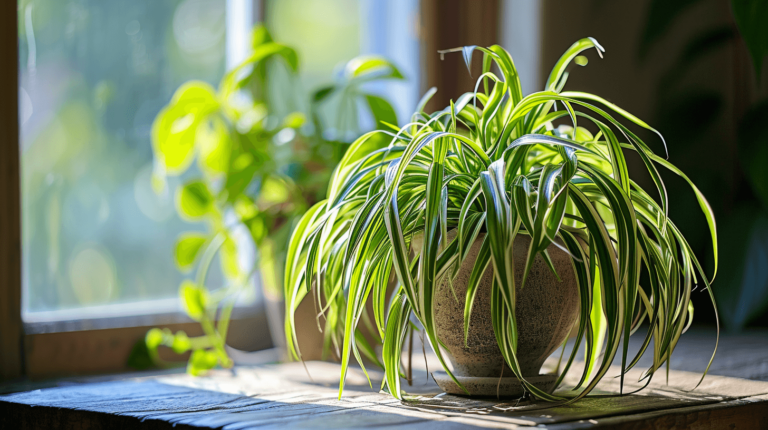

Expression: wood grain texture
xmin=0 ymin=2 xmax=22 ymax=381
xmin=548 ymin=395 xmax=768 ymax=429
xmin=615 ymin=328 xmax=768 ymax=382
xmin=0 ymin=402 xmax=199 ymax=430
xmin=2 ymin=345 xmax=768 ymax=430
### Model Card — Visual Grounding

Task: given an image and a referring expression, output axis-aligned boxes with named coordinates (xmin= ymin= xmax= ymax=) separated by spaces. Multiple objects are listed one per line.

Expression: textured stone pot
xmin=432 ymin=233 xmax=580 ymax=397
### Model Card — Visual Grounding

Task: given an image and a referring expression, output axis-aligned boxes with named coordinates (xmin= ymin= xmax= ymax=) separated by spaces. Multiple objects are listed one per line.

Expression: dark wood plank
xmin=3 ymin=358 xmax=768 ymax=429
xmin=0 ymin=0 xmax=22 ymax=382
xmin=3 ymin=330 xmax=768 ymax=429
xmin=0 ymin=402 xmax=199 ymax=430
xmin=545 ymin=394 xmax=768 ymax=429
xmin=636 ymin=329 xmax=768 ymax=381
xmin=0 ymin=370 xmax=484 ymax=430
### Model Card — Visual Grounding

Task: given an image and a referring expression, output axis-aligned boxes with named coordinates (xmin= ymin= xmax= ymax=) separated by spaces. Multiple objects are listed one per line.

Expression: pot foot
xmin=433 ymin=371 xmax=557 ymax=398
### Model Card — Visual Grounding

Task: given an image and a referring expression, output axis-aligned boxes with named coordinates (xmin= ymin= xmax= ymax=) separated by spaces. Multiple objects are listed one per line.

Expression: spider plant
xmin=284 ymin=38 xmax=718 ymax=403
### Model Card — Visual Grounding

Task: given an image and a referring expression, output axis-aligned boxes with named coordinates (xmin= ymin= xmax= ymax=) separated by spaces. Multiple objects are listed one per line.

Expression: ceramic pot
xmin=432 ymin=233 xmax=580 ymax=397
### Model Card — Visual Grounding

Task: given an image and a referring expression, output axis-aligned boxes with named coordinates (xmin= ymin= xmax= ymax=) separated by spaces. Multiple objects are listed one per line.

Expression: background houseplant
xmin=285 ymin=38 xmax=718 ymax=402
xmin=638 ymin=0 xmax=768 ymax=332
xmin=136 ymin=26 xmax=404 ymax=374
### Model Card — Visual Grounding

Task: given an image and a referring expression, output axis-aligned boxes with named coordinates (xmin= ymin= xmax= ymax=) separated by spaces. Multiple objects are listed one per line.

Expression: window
xmin=13 ymin=0 xmax=421 ymax=377
xmin=266 ymin=0 xmax=421 ymax=134
xmin=20 ymin=0 xmax=237 ymax=324
xmin=15 ymin=0 xmax=270 ymax=377
xmin=499 ymin=0 xmax=541 ymax=96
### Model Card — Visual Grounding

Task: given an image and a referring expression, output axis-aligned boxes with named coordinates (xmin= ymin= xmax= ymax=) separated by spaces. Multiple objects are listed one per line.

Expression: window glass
xmin=19 ymin=0 xmax=230 ymax=317
xmin=267 ymin=0 xmax=361 ymax=92
xmin=19 ymin=0 xmax=420 ymax=320
xmin=266 ymin=0 xmax=421 ymax=137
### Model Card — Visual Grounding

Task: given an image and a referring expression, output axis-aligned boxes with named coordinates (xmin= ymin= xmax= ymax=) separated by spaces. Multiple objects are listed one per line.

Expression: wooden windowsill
xmin=2 ymin=329 xmax=767 ymax=429
xmin=22 ymin=306 xmax=273 ymax=380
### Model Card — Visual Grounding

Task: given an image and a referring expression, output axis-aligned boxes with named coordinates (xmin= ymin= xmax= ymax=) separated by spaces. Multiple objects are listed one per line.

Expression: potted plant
xmin=284 ymin=38 xmax=719 ymax=402
xmin=138 ymin=26 xmax=404 ymax=373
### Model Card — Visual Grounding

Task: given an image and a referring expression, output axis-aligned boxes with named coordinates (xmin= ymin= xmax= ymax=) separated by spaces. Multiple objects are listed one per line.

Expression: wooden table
xmin=2 ymin=329 xmax=767 ymax=429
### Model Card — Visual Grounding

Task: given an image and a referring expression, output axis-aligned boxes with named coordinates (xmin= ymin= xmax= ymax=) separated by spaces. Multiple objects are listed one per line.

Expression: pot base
xmin=433 ymin=372 xmax=558 ymax=398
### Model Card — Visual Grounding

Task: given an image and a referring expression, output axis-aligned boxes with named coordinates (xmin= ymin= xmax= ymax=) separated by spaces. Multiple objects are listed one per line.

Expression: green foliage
xmin=715 ymin=206 xmax=768 ymax=330
xmin=732 ymin=0 xmax=768 ymax=77
xmin=640 ymin=0 xmax=767 ymax=77
xmin=715 ymin=100 xmax=768 ymax=330
xmin=126 ymin=338 xmax=155 ymax=371
xmin=174 ymin=234 xmax=208 ymax=271
xmin=640 ymin=0 xmax=768 ymax=331
xmin=152 ymin=82 xmax=220 ymax=174
xmin=180 ymin=280 xmax=208 ymax=321
xmin=285 ymin=39 xmax=718 ymax=402
xmin=739 ymin=100 xmax=768 ymax=208
xmin=141 ymin=25 xmax=404 ymax=374
xmin=188 ymin=349 xmax=220 ymax=376
xmin=176 ymin=181 xmax=215 ymax=220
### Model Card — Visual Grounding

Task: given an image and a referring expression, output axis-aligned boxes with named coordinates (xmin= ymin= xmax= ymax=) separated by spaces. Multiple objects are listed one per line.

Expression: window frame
xmin=23 ymin=311 xmax=272 ymax=379
xmin=419 ymin=0 xmax=499 ymax=112
xmin=1 ymin=0 xmax=22 ymax=382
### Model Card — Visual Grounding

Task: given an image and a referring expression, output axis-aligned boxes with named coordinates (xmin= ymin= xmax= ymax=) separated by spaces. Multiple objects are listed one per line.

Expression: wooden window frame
xmin=1 ymin=0 xmax=22 ymax=382
xmin=419 ymin=0 xmax=499 ymax=112
xmin=1 ymin=1 xmax=273 ymax=381
xmin=23 ymin=310 xmax=272 ymax=379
